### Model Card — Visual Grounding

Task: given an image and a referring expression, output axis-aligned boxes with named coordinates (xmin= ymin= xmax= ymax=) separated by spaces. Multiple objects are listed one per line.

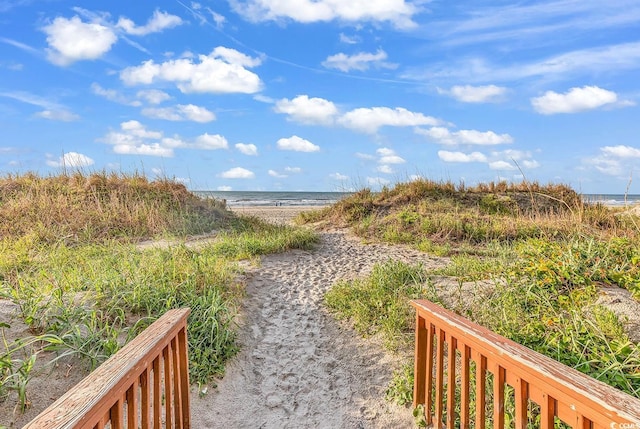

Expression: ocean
xmin=194 ymin=191 xmax=352 ymax=207
xmin=195 ymin=191 xmax=640 ymax=208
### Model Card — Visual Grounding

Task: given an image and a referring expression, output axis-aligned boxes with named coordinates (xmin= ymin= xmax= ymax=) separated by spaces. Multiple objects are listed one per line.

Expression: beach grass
xmin=0 ymin=172 xmax=318 ymax=411
xmin=317 ymin=179 xmax=640 ymax=408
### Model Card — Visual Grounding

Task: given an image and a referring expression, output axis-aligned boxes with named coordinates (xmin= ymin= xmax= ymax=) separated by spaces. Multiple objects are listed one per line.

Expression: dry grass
xmin=299 ymin=179 xmax=632 ymax=247
xmin=0 ymin=172 xmax=229 ymax=244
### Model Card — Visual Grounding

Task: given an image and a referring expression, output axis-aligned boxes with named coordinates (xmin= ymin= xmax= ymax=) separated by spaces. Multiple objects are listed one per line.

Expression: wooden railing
xmin=25 ymin=308 xmax=191 ymax=429
xmin=412 ymin=300 xmax=640 ymax=429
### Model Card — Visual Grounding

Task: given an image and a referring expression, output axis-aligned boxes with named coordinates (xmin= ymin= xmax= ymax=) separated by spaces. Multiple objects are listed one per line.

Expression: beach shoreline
xmin=230 ymin=205 xmax=325 ymax=225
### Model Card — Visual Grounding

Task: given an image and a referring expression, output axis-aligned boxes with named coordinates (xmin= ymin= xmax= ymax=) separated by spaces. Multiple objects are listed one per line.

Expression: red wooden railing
xmin=25 ymin=308 xmax=191 ymax=429
xmin=412 ymin=300 xmax=640 ymax=429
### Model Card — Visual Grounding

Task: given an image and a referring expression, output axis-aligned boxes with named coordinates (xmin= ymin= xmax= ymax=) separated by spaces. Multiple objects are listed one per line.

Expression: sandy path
xmin=190 ymin=230 xmax=447 ymax=428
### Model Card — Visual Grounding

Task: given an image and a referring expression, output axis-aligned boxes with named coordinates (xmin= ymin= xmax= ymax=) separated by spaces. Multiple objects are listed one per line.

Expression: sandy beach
xmin=189 ymin=206 xmax=448 ymax=428
xmin=229 ymin=205 xmax=322 ymax=225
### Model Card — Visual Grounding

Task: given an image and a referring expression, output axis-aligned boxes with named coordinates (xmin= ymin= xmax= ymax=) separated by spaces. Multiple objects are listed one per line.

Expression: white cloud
xmin=0 ymin=37 xmax=40 ymax=55
xmin=43 ymin=16 xmax=117 ymax=66
xmin=274 ymin=95 xmax=338 ymax=125
xmin=116 ymin=10 xmax=183 ymax=35
xmin=443 ymin=84 xmax=507 ymax=103
xmin=322 ymin=49 xmax=397 ymax=72
xmin=377 ymin=147 xmax=405 ymax=164
xmin=195 ymin=133 xmax=228 ymax=149
xmin=219 ymin=167 xmax=255 ymax=179
xmin=438 ymin=150 xmax=488 ymax=163
xmin=377 ymin=165 xmax=393 ymax=174
xmin=330 ymin=172 xmax=349 ymax=180
xmin=120 ymin=47 xmax=263 ymax=94
xmin=521 ymin=160 xmax=541 ymax=169
xmin=253 ymin=94 xmax=275 ymax=103
xmin=230 ymin=0 xmax=421 ymax=29
xmin=268 ymin=169 xmax=287 ymax=178
xmin=35 ymin=109 xmax=80 ymax=122
xmin=100 ymin=120 xmax=228 ymax=156
xmin=339 ymin=33 xmax=359 ymax=44
xmin=457 ymin=129 xmax=514 ymax=145
xmin=601 ymin=145 xmax=640 ymax=158
xmin=0 ymin=91 xmax=84 ymax=123
xmin=236 ymin=143 xmax=258 ymax=155
xmin=46 ymin=152 xmax=95 ymax=168
xmin=416 ymin=127 xmax=513 ymax=146
xmin=277 ymin=135 xmax=320 ymax=152
xmin=340 ymin=107 xmax=441 ymax=134
xmin=585 ymin=145 xmax=640 ymax=177
xmin=284 ymin=166 xmax=302 ymax=173
xmin=91 ymin=83 xmax=141 ymax=106
xmin=137 ymin=89 xmax=172 ymax=105
xmin=531 ymin=86 xmax=618 ymax=114
xmin=121 ymin=120 xmax=162 ymax=138
xmin=404 ymin=42 xmax=640 ymax=84
xmin=217 ymin=185 xmax=233 ymax=191
xmin=142 ymin=104 xmax=216 ymax=122
xmin=489 ymin=160 xmax=517 ymax=170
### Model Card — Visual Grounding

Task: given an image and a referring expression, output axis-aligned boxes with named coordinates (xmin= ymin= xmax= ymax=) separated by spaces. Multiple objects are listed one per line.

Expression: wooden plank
xmin=540 ymin=393 xmax=555 ymax=429
xmin=414 ymin=314 xmax=427 ymax=407
xmin=460 ymin=344 xmax=471 ymax=429
xmin=493 ymin=364 xmax=505 ymax=429
xmin=425 ymin=321 xmax=435 ymax=421
xmin=514 ymin=377 xmax=528 ymax=429
xmin=24 ymin=308 xmax=191 ymax=429
xmin=163 ymin=344 xmax=173 ymax=429
xmin=474 ymin=352 xmax=486 ymax=429
xmin=178 ymin=327 xmax=191 ymax=429
xmin=435 ymin=328 xmax=445 ymax=427
xmin=111 ymin=398 xmax=123 ymax=429
xmin=410 ymin=300 xmax=640 ymax=425
xmin=153 ymin=356 xmax=161 ymax=429
xmin=140 ymin=368 xmax=150 ymax=429
xmin=126 ymin=381 xmax=138 ymax=429
xmin=171 ymin=337 xmax=183 ymax=429
xmin=446 ymin=336 xmax=457 ymax=429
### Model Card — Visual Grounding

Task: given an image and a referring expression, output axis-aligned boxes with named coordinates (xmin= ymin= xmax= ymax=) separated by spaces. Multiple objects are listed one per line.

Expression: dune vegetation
xmin=300 ymin=179 xmax=640 ymax=415
xmin=0 ymin=172 xmax=317 ymax=413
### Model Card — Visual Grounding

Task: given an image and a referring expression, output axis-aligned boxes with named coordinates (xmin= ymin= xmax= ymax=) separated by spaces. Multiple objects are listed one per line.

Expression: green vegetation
xmin=317 ymin=179 xmax=640 ymax=420
xmin=0 ymin=172 xmax=317 ymax=412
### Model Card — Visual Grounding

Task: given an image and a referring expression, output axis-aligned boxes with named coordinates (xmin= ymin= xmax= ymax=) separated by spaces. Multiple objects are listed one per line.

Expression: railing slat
xmin=140 ymin=367 xmax=150 ymax=429
xmin=514 ymin=377 xmax=528 ymax=429
xmin=460 ymin=344 xmax=471 ymax=429
xmin=413 ymin=313 xmax=427 ymax=407
xmin=163 ymin=344 xmax=173 ymax=429
xmin=426 ymin=321 xmax=435 ymax=419
xmin=178 ymin=327 xmax=191 ymax=429
xmin=493 ymin=364 xmax=505 ymax=429
xmin=446 ymin=335 xmax=456 ymax=429
xmin=153 ymin=355 xmax=161 ymax=429
xmin=111 ymin=398 xmax=123 ymax=429
xmin=474 ymin=352 xmax=486 ymax=429
xmin=171 ymin=337 xmax=183 ymax=429
xmin=126 ymin=380 xmax=138 ymax=429
xmin=435 ymin=328 xmax=445 ymax=427
xmin=540 ymin=393 xmax=555 ymax=429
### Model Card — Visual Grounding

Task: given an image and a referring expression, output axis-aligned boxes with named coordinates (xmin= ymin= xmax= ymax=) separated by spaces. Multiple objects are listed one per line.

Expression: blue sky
xmin=1 ymin=0 xmax=639 ymax=193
